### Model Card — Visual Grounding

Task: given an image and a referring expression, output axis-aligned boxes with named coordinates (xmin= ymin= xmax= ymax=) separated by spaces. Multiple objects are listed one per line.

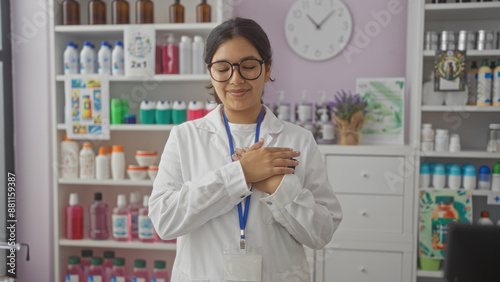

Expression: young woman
xmin=149 ymin=17 xmax=342 ymax=281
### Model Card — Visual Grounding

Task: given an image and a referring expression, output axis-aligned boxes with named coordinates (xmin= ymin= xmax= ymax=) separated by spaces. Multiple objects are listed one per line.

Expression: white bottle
xmin=179 ymin=36 xmax=192 ymax=75
xmin=447 ymin=164 xmax=461 ymax=190
xmin=80 ymin=41 xmax=95 ymax=74
xmin=98 ymin=41 xmax=112 ymax=75
xmin=477 ymin=211 xmax=494 ymax=225
xmin=192 ymin=35 xmax=205 ymax=75
xmin=79 ymin=142 xmax=95 ymax=179
xmin=422 ymin=72 xmax=445 ymax=105
xmin=112 ymin=41 xmax=125 ymax=76
xmin=90 ymin=43 xmax=97 ymax=73
xmin=463 ymin=165 xmax=477 ymax=190
xmin=60 ymin=135 xmax=79 ymax=179
xmin=64 ymin=42 xmax=79 ymax=75
xmin=493 ymin=59 xmax=500 ymax=106
xmin=432 ymin=164 xmax=446 ymax=189
xmin=111 ymin=145 xmax=125 ymax=180
xmin=491 ymin=163 xmax=500 ymax=192
xmin=420 ymin=163 xmax=431 ymax=189
xmin=478 ymin=165 xmax=491 ymax=190
xmin=449 ymin=134 xmax=461 ymax=152
xmin=434 ymin=129 xmax=450 ymax=152
xmin=95 ymin=146 xmax=110 ymax=180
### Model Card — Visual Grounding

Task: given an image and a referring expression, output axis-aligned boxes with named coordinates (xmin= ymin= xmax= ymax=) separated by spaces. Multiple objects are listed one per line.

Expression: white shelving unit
xmin=407 ymin=1 xmax=500 ymax=281
xmin=50 ymin=1 xmax=232 ymax=281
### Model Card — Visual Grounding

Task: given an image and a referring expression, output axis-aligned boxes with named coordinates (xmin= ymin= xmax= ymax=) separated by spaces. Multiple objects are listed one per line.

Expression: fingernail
xmin=260 ymin=138 xmax=264 ymax=142
xmin=294 ymin=151 xmax=301 ymax=155
xmin=232 ymin=154 xmax=237 ymax=159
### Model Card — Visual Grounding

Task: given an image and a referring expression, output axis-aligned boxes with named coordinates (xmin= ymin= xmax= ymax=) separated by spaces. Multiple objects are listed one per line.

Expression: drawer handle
xmin=359 ymin=266 xmax=367 ymax=273
xmin=361 ymin=172 xmax=368 ymax=178
xmin=360 ymin=210 xmax=368 ymax=216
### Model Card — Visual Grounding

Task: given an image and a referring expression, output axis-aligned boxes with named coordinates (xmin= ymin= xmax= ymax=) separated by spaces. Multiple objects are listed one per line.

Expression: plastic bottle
xmin=491 ymin=162 xmax=500 ymax=192
xmin=112 ymin=41 xmax=125 ymax=76
xmin=487 ymin=123 xmax=500 ymax=152
xmin=196 ymin=0 xmax=211 ymax=23
xmin=89 ymin=192 xmax=109 ymax=240
xmin=151 ymin=260 xmax=170 ymax=282
xmin=65 ymin=193 xmax=83 ymax=240
xmin=132 ymin=259 xmax=150 ymax=282
xmin=431 ymin=196 xmax=459 ymax=250
xmin=81 ymin=250 xmax=93 ymax=281
xmin=187 ymin=101 xmax=204 ymax=121
xmin=88 ymin=257 xmax=106 ymax=282
xmin=449 ymin=133 xmax=461 ymax=152
xmin=162 ymin=34 xmax=179 ymax=74
xmin=136 ymin=0 xmax=154 ymax=24
xmin=110 ymin=257 xmax=128 ymax=282
xmin=172 ymin=101 xmax=187 ymax=124
xmin=169 ymin=0 xmax=185 ymax=23
xmin=111 ymin=145 xmax=125 ymax=180
xmin=62 ymin=0 xmax=80 ymax=25
xmin=296 ymin=91 xmax=313 ymax=123
xmin=420 ymin=163 xmax=431 ymax=189
xmin=79 ymin=142 xmax=95 ymax=179
xmin=138 ymin=195 xmax=156 ymax=243
xmin=98 ymin=41 xmax=112 ymax=75
xmin=89 ymin=0 xmax=107 ymax=25
xmin=463 ymin=165 xmax=477 ymax=190
xmin=112 ymin=0 xmax=130 ymax=24
xmin=80 ymin=41 xmax=95 ymax=74
xmin=192 ymin=36 xmax=205 ymax=75
xmin=112 ymin=194 xmax=131 ymax=242
xmin=95 ymin=146 xmax=110 ymax=180
xmin=129 ymin=191 xmax=141 ymax=239
xmin=422 ymin=72 xmax=445 ymax=106
xmin=61 ymin=135 xmax=79 ymax=179
xmin=179 ymin=36 xmax=192 ymax=75
xmin=478 ymin=165 xmax=491 ymax=190
xmin=434 ymin=129 xmax=449 ymax=152
xmin=140 ymin=101 xmax=156 ymax=124
xmin=477 ymin=211 xmax=494 ymax=225
xmin=276 ymin=91 xmax=291 ymax=122
xmin=156 ymin=101 xmax=172 ymax=124
xmin=467 ymin=61 xmax=478 ymax=105
xmin=493 ymin=59 xmax=500 ymax=106
xmin=421 ymin=123 xmax=434 ymax=152
xmin=103 ymin=251 xmax=115 ymax=282
xmin=432 ymin=164 xmax=446 ymax=189
xmin=448 ymin=164 xmax=461 ymax=190
xmin=64 ymin=42 xmax=79 ymax=74
xmin=204 ymin=101 xmax=217 ymax=116
xmin=65 ymin=256 xmax=84 ymax=282
xmin=477 ymin=59 xmax=492 ymax=106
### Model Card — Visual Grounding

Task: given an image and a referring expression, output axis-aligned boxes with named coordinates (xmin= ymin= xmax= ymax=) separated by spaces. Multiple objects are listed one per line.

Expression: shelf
xmin=420 ymin=150 xmax=500 ymax=159
xmin=319 ymin=145 xmax=414 ymax=156
xmin=59 ymin=239 xmax=176 ymax=251
xmin=57 ymin=123 xmax=174 ymax=131
xmin=56 ymin=74 xmax=210 ymax=82
xmin=425 ymin=2 xmax=500 ymax=21
xmin=59 ymin=179 xmax=154 ymax=186
xmin=417 ymin=269 xmax=443 ymax=278
xmin=420 ymin=188 xmax=492 ymax=197
xmin=421 ymin=105 xmax=500 ymax=112
xmin=54 ymin=23 xmax=218 ymax=36
xmin=423 ymin=50 xmax=500 ymax=58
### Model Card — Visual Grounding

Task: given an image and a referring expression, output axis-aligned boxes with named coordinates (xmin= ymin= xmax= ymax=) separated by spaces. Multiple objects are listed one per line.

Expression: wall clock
xmin=284 ymin=0 xmax=353 ymax=61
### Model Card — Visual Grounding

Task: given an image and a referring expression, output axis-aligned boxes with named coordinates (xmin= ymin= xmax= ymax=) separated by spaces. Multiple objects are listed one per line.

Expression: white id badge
xmin=223 ymin=247 xmax=262 ymax=282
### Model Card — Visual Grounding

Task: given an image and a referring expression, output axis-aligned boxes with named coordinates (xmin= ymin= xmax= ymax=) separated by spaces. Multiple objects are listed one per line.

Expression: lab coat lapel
xmin=260 ymin=105 xmax=284 ymax=148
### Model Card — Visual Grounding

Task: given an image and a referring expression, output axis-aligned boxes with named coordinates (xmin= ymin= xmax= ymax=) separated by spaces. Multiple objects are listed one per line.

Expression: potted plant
xmin=330 ymin=90 xmax=368 ymax=145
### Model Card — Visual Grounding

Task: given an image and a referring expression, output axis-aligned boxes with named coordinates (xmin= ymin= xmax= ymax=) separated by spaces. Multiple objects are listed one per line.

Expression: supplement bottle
xmin=196 ymin=0 xmax=211 ymax=23
xmin=62 ymin=0 xmax=80 ymax=25
xmin=136 ymin=0 xmax=154 ymax=24
xmin=169 ymin=0 xmax=184 ymax=23
xmin=431 ymin=196 xmax=459 ymax=250
xmin=112 ymin=0 xmax=130 ymax=24
xmin=89 ymin=0 xmax=106 ymax=25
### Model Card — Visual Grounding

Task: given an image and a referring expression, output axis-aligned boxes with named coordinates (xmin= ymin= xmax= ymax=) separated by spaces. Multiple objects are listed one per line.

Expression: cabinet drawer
xmin=323 ymin=249 xmax=403 ymax=282
xmin=325 ymin=155 xmax=404 ymax=195
xmin=336 ymin=194 xmax=403 ymax=234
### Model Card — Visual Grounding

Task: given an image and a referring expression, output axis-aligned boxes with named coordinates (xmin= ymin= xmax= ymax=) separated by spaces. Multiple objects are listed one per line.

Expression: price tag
xmin=124 ymin=27 xmax=155 ymax=77
xmin=487 ymin=192 xmax=500 ymax=206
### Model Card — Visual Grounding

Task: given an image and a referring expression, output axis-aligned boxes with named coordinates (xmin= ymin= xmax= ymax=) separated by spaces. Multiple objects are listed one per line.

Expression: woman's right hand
xmin=236 ymin=139 xmax=300 ymax=184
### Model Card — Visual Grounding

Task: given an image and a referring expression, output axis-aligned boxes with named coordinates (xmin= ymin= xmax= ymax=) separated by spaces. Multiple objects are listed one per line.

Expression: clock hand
xmin=306 ymin=14 xmax=320 ymax=30
xmin=317 ymin=10 xmax=335 ymax=29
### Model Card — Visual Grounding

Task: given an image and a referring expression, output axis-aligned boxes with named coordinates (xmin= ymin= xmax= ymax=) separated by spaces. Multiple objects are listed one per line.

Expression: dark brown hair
xmin=204 ymin=17 xmax=273 ymax=103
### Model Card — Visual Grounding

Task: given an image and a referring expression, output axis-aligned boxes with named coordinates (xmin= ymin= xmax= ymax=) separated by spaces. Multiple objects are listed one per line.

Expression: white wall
xmin=11 ymin=0 xmax=53 ymax=280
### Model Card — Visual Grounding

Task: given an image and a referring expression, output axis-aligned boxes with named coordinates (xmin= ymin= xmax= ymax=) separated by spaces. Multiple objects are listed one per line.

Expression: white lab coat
xmin=149 ymin=105 xmax=342 ymax=282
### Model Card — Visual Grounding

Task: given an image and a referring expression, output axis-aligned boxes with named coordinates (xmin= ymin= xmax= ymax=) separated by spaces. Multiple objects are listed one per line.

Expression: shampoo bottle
xmin=179 ymin=36 xmax=192 ymax=75
xmin=477 ymin=59 xmax=492 ymax=106
xmin=95 ymin=146 xmax=110 ymax=180
xmin=112 ymin=194 xmax=131 ymax=242
xmin=492 ymin=58 xmax=500 ymax=106
xmin=162 ymin=34 xmax=179 ymax=74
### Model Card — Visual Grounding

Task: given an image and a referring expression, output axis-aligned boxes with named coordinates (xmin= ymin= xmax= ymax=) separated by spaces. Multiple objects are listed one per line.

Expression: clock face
xmin=285 ymin=0 xmax=353 ymax=61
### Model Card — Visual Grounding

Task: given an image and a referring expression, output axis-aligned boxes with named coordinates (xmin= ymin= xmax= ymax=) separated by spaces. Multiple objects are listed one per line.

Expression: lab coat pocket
xmin=174 ymin=267 xmax=211 ymax=282
xmin=272 ymin=263 xmax=309 ymax=282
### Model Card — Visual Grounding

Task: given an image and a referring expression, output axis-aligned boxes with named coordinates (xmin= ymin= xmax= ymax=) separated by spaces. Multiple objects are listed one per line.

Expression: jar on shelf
xmin=136 ymin=0 xmax=154 ymax=24
xmin=487 ymin=123 xmax=500 ymax=152
xmin=89 ymin=0 xmax=107 ymax=25
xmin=421 ymin=123 xmax=434 ymax=152
xmin=435 ymin=129 xmax=450 ymax=152
xmin=112 ymin=0 xmax=130 ymax=24
xmin=170 ymin=0 xmax=185 ymax=23
xmin=62 ymin=0 xmax=80 ymax=25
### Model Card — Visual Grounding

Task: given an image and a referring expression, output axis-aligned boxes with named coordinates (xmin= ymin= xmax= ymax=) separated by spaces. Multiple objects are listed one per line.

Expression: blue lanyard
xmin=223 ymin=106 xmax=263 ymax=248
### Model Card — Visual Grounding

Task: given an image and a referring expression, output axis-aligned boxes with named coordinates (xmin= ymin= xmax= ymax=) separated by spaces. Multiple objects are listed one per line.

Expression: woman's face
xmin=209 ymin=36 xmax=271 ymax=120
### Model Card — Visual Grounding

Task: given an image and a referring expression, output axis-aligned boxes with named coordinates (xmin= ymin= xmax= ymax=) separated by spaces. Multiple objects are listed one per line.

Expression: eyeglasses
xmin=207 ymin=58 xmax=266 ymax=82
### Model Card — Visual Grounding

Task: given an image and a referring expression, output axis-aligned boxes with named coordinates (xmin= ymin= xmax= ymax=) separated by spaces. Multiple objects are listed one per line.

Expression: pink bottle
xmin=112 ymin=194 xmax=131 ymax=242
xmin=138 ymin=195 xmax=156 ymax=243
xmin=162 ymin=34 xmax=179 ymax=74
xmin=187 ymin=101 xmax=204 ymax=121
xmin=80 ymin=249 xmax=93 ymax=281
xmin=103 ymin=250 xmax=115 ymax=281
xmin=89 ymin=192 xmax=109 ymax=240
xmin=155 ymin=44 xmax=162 ymax=74
xmin=131 ymin=259 xmax=149 ymax=282
xmin=151 ymin=260 xmax=170 ymax=282
xmin=65 ymin=193 xmax=83 ymax=240
xmin=87 ymin=257 xmax=106 ymax=282
xmin=128 ymin=192 xmax=141 ymax=240
xmin=110 ymin=257 xmax=129 ymax=282
xmin=65 ymin=256 xmax=84 ymax=282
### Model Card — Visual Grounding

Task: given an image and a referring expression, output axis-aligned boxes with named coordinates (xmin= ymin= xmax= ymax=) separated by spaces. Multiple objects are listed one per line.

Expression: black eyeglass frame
xmin=207 ymin=58 xmax=267 ymax=83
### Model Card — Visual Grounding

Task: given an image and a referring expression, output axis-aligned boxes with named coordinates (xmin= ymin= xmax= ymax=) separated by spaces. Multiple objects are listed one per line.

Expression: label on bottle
xmin=112 ymin=214 xmax=130 ymax=238
xmin=131 ymin=211 xmax=139 ymax=234
xmin=110 ymin=277 xmax=126 ymax=282
xmin=87 ymin=275 xmax=103 ymax=282
xmin=477 ymin=71 xmax=492 ymax=105
xmin=493 ymin=70 xmax=500 ymax=105
xmin=138 ymin=215 xmax=155 ymax=239
xmin=65 ymin=274 xmax=79 ymax=282
xmin=431 ymin=217 xmax=455 ymax=249
xmin=132 ymin=278 xmax=146 ymax=282
xmin=151 ymin=279 xmax=166 ymax=282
